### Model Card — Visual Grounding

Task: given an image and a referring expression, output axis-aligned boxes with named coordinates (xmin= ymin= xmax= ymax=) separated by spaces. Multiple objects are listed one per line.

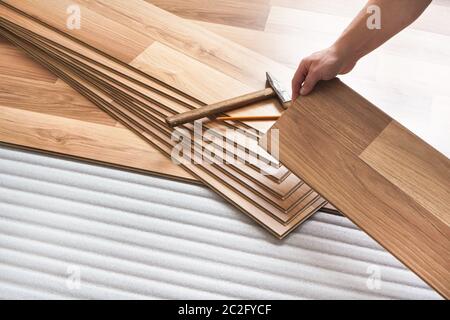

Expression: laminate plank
xmin=1 ymin=14 xmax=283 ymax=162
xmin=0 ymin=105 xmax=192 ymax=181
xmin=264 ymin=78 xmax=450 ymax=297
xmin=130 ymin=41 xmax=253 ymax=105
xmin=0 ymin=0 xmax=284 ymax=159
xmin=130 ymin=41 xmax=282 ymax=133
xmin=0 ymin=35 xmax=56 ymax=83
xmin=285 ymin=79 xmax=391 ymax=154
xmin=45 ymin=46 xmax=303 ymax=210
xmin=82 ymin=0 xmax=291 ymax=88
xmin=148 ymin=0 xmax=271 ymax=30
xmin=2 ymin=0 xmax=153 ymax=63
xmin=0 ymin=1 xmax=444 ymax=222
xmin=193 ymin=20 xmax=304 ymax=69
xmin=0 ymin=5 xmax=198 ymax=108
xmin=0 ymin=73 xmax=115 ymax=126
xmin=39 ymin=37 xmax=284 ymax=174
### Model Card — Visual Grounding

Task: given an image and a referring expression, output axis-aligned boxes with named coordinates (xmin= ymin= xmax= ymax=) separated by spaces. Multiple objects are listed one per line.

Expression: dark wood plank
xmin=264 ymin=78 xmax=450 ymax=298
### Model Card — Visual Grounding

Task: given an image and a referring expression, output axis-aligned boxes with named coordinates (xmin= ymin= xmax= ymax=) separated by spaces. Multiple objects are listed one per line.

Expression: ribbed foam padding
xmin=0 ymin=146 xmax=441 ymax=299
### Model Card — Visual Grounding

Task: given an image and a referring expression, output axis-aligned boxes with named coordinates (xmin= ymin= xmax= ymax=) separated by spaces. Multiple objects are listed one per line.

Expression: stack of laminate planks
xmin=0 ymin=33 xmax=197 ymax=181
xmin=0 ymin=0 xmax=330 ymax=238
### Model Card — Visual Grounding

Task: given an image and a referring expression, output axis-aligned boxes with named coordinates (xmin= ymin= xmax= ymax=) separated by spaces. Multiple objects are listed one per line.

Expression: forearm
xmin=332 ymin=0 xmax=431 ymax=63
xmin=291 ymin=0 xmax=432 ymax=98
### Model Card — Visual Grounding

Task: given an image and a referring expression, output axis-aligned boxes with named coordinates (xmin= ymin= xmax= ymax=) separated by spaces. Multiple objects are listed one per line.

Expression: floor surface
xmin=0 ymin=0 xmax=448 ymax=299
xmin=0 ymin=146 xmax=441 ymax=299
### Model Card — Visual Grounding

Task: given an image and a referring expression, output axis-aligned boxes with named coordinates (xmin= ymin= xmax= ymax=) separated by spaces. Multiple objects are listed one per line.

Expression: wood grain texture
xmin=1 ymin=0 xmax=447 ymax=219
xmin=0 ymin=0 xmax=273 ymax=186
xmin=360 ymin=122 xmax=450 ymax=228
xmin=0 ymin=104 xmax=192 ymax=181
xmin=0 ymin=2 xmax=288 ymax=162
xmin=0 ymin=34 xmax=56 ymax=83
xmin=0 ymin=4 xmax=328 ymax=237
xmin=264 ymin=78 xmax=450 ymax=297
xmin=1 ymin=19 xmax=279 ymax=169
xmin=0 ymin=2 xmax=284 ymax=162
xmin=0 ymin=27 xmax=194 ymax=181
xmin=0 ymin=20 xmax=284 ymax=179
xmin=9 ymin=1 xmax=436 ymax=219
xmin=0 ymin=74 xmax=115 ymax=126
xmin=3 ymin=0 xmax=291 ymax=91
xmin=147 ymin=0 xmax=271 ymax=30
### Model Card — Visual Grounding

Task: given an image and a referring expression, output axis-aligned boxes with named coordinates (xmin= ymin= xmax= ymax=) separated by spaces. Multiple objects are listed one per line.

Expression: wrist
xmin=329 ymin=42 xmax=359 ymax=73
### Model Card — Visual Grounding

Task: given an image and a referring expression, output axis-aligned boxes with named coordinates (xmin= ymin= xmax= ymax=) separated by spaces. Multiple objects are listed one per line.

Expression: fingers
xmin=291 ymin=60 xmax=309 ymax=101
xmin=299 ymin=70 xmax=320 ymax=96
xmin=292 ymin=47 xmax=347 ymax=97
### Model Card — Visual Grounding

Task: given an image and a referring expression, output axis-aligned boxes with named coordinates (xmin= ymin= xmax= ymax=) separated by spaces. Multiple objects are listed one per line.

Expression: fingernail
xmin=300 ymin=88 xmax=306 ymax=95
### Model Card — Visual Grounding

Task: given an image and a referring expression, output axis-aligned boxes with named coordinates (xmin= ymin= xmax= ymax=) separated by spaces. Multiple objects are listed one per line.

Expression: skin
xmin=292 ymin=0 xmax=432 ymax=100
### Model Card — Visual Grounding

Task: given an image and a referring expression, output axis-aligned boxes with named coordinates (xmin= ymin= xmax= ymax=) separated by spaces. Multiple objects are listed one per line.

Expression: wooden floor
xmin=267 ymin=78 xmax=450 ymax=298
xmin=0 ymin=0 xmax=448 ymax=294
xmin=0 ymin=34 xmax=193 ymax=181
xmin=1 ymin=0 xmax=448 ymax=180
xmin=0 ymin=0 xmax=449 ymax=231
xmin=0 ymin=0 xmax=334 ymax=237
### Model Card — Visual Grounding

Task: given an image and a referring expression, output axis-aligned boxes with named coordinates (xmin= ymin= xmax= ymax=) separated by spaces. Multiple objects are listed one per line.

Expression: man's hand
xmin=291 ymin=0 xmax=432 ymax=100
xmin=291 ymin=46 xmax=356 ymax=101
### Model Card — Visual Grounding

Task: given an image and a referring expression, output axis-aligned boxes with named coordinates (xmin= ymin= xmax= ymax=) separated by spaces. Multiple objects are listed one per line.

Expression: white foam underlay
xmin=0 ymin=146 xmax=440 ymax=299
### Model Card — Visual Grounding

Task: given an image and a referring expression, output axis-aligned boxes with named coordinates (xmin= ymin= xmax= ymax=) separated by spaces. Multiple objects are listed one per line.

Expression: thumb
xmin=300 ymin=72 xmax=320 ymax=96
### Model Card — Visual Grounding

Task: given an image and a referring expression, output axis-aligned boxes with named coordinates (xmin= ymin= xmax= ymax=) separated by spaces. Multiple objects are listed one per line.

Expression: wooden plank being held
xmin=262 ymin=78 xmax=450 ymax=297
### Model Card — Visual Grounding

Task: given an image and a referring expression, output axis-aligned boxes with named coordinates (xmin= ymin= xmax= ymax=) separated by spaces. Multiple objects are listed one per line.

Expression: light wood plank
xmin=3 ymin=0 xmax=153 ymax=62
xmin=0 ymin=34 xmax=56 ymax=83
xmin=130 ymin=41 xmax=252 ymax=104
xmin=0 ymin=105 xmax=193 ymax=181
xmin=0 ymin=74 xmax=115 ymax=126
xmin=148 ymin=0 xmax=271 ymax=30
